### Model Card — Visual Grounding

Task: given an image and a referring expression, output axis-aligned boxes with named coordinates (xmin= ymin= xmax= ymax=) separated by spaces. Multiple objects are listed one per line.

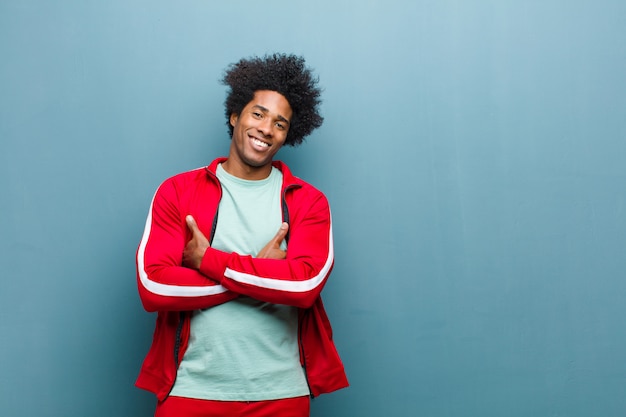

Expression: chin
xmin=243 ymin=155 xmax=271 ymax=167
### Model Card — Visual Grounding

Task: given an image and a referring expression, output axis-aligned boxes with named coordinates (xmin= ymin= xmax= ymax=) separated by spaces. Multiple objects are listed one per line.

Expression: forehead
xmin=247 ymin=90 xmax=293 ymax=120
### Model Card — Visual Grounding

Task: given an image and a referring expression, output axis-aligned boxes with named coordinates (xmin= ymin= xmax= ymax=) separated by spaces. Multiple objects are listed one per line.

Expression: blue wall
xmin=2 ymin=1 xmax=625 ymax=416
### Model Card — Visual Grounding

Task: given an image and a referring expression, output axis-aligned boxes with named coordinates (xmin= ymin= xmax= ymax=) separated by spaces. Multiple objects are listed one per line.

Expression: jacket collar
xmin=205 ymin=157 xmax=302 ymax=188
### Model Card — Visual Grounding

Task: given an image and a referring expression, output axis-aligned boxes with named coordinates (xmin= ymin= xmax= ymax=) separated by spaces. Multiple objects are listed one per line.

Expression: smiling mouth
xmin=251 ymin=137 xmax=270 ymax=148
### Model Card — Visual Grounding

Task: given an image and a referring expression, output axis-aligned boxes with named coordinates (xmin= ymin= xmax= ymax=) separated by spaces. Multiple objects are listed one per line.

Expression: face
xmin=224 ymin=90 xmax=293 ymax=180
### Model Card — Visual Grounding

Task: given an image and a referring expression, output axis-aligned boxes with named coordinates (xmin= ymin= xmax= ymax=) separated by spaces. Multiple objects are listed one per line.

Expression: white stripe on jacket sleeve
xmin=223 ymin=223 xmax=334 ymax=292
xmin=137 ymin=194 xmax=229 ymax=297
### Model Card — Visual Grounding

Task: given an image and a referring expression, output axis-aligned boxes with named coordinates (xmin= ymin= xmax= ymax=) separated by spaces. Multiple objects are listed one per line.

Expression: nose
xmin=257 ymin=118 xmax=273 ymax=137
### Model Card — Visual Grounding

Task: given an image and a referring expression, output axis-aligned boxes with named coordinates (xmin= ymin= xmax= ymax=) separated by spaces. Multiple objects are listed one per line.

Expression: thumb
xmin=274 ymin=222 xmax=289 ymax=242
xmin=186 ymin=215 xmax=199 ymax=234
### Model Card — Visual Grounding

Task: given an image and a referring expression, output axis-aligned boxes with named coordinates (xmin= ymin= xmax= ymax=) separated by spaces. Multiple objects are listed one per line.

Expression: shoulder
xmin=294 ymin=177 xmax=326 ymax=201
xmin=275 ymin=161 xmax=329 ymax=210
xmin=275 ymin=161 xmax=324 ymax=191
xmin=159 ymin=167 xmax=209 ymax=190
xmin=160 ymin=158 xmax=225 ymax=188
xmin=152 ymin=165 xmax=221 ymax=207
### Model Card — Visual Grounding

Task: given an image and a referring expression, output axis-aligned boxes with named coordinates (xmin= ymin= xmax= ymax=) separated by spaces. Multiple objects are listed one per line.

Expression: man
xmin=136 ymin=53 xmax=348 ymax=417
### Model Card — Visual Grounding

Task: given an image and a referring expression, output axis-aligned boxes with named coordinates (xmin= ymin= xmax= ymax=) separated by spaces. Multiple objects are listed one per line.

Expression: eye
xmin=252 ymin=111 xmax=263 ymax=119
xmin=275 ymin=122 xmax=285 ymax=130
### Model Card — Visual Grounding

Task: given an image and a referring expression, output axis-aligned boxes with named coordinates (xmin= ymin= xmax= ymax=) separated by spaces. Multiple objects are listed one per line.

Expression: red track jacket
xmin=135 ymin=158 xmax=348 ymax=401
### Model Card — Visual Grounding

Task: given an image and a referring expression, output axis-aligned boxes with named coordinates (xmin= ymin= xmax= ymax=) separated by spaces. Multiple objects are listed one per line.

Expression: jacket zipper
xmin=281 ymin=184 xmax=300 ymax=243
xmin=167 ymin=169 xmax=306 ymax=397
xmin=299 ymin=309 xmax=315 ymax=399
xmin=165 ymin=311 xmax=186 ymax=398
xmin=283 ymin=183 xmax=314 ymax=396
xmin=168 ymin=171 xmax=222 ymax=397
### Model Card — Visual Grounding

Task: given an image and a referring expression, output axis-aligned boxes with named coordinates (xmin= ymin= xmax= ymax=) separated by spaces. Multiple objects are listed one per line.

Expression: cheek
xmin=273 ymin=138 xmax=287 ymax=151
xmin=277 ymin=130 xmax=289 ymax=145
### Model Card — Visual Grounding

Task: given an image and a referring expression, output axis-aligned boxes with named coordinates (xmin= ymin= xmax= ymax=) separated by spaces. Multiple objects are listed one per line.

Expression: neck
xmin=221 ymin=159 xmax=273 ymax=180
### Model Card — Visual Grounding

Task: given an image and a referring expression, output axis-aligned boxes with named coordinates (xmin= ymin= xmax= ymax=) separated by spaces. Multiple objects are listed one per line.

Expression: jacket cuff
xmin=199 ymin=247 xmax=230 ymax=283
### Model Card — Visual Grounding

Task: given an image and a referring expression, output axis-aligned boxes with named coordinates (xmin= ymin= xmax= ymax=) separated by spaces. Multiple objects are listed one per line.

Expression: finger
xmin=186 ymin=215 xmax=199 ymax=233
xmin=273 ymin=222 xmax=289 ymax=243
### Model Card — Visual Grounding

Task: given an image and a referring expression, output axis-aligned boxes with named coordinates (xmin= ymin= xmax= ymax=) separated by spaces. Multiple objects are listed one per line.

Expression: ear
xmin=230 ymin=113 xmax=238 ymax=127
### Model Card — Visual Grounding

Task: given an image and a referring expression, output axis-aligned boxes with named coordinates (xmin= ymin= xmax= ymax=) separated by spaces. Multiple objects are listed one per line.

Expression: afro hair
xmin=221 ymin=53 xmax=323 ymax=146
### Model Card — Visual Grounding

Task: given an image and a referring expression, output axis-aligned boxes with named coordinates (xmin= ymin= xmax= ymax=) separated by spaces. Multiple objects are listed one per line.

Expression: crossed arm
xmin=137 ymin=183 xmax=333 ymax=312
xmin=138 ymin=215 xmax=291 ymax=312
xmin=183 ymin=215 xmax=289 ymax=267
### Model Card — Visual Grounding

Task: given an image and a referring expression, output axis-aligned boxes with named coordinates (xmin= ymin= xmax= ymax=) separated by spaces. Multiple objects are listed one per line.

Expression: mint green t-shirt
xmin=169 ymin=164 xmax=310 ymax=401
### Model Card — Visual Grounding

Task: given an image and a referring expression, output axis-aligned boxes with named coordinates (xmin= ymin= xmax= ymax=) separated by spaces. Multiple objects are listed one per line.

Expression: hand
xmin=183 ymin=215 xmax=210 ymax=269
xmin=257 ymin=223 xmax=289 ymax=259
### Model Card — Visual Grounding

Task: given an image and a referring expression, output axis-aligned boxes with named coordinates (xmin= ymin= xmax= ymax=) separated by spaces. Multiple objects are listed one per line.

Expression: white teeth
xmin=252 ymin=138 xmax=269 ymax=147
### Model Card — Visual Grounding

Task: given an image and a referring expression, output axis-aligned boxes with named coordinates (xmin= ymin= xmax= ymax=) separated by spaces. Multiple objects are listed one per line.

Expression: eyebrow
xmin=252 ymin=105 xmax=291 ymax=125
